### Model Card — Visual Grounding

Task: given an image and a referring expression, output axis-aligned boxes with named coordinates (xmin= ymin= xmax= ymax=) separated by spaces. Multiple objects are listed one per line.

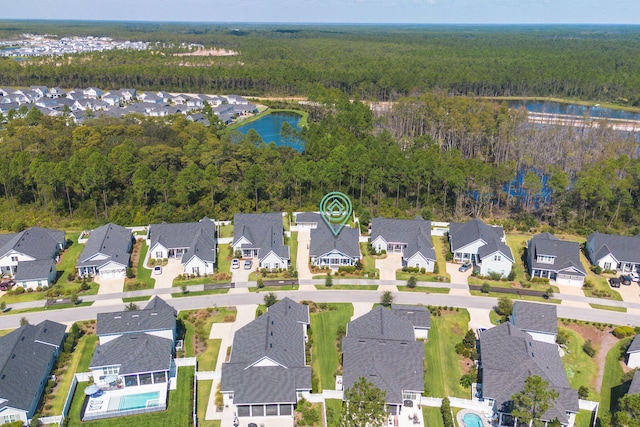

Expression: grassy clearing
xmin=325 ymin=398 xmax=342 ymax=427
xmin=217 ymin=244 xmax=231 ymax=274
xmin=589 ymin=303 xmax=627 ymax=312
xmin=470 ymin=290 xmax=561 ymax=304
xmin=423 ymin=406 xmax=445 ymax=427
xmin=66 ymin=366 xmax=195 ymax=427
xmin=424 ymin=309 xmax=470 ymax=398
xmin=600 ymin=337 xmax=632 ymax=416
xmin=218 ymin=224 xmax=233 ymax=238
xmin=360 ymin=243 xmax=379 ymax=278
xmin=397 ymin=286 xmax=450 ymax=294
xmin=559 ymin=326 xmax=601 ymax=400
xmin=576 ymin=410 xmax=595 ymax=427
xmin=196 ymin=380 xmax=220 ymax=427
xmin=314 ymin=285 xmax=378 ymax=291
xmin=434 ymin=236 xmax=451 ymax=281
xmin=310 ymin=304 xmax=353 ymax=392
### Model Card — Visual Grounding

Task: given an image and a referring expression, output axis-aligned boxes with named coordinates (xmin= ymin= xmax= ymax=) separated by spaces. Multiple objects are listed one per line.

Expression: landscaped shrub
xmin=489 ymin=271 xmax=503 ymax=281
xmin=583 ymin=340 xmax=596 ymax=357
xmin=481 ymin=283 xmax=491 ymax=294
xmin=407 ymin=276 xmax=417 ymax=289
xmin=613 ymin=326 xmax=636 ymax=338
xmin=556 ymin=330 xmax=570 ymax=346
xmin=582 ymin=279 xmax=594 ymax=289
xmin=507 ymin=269 xmax=516 ymax=281
xmin=445 ymin=253 xmax=453 ymax=261
xmin=530 ymin=277 xmax=550 ymax=284
xmin=590 ymin=265 xmax=603 ymax=274
xmin=338 ymin=266 xmax=356 ymax=274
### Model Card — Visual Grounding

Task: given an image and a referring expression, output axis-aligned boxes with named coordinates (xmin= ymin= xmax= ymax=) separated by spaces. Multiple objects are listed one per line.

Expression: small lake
xmin=507 ymin=100 xmax=640 ymax=122
xmin=235 ymin=112 xmax=303 ymax=151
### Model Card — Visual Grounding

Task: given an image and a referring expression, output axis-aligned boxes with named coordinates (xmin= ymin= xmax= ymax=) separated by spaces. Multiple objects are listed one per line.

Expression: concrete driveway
xmin=376 ymin=253 xmax=402 ymax=281
xmin=95 ymin=275 xmax=124 ymax=295
xmin=616 ymin=282 xmax=640 ymax=304
xmin=557 ymin=283 xmax=591 ymax=309
xmin=231 ymin=260 xmax=253 ymax=284
xmin=296 ymin=230 xmax=313 ymax=281
xmin=153 ymin=259 xmax=183 ymax=290
xmin=446 ymin=262 xmax=471 ymax=296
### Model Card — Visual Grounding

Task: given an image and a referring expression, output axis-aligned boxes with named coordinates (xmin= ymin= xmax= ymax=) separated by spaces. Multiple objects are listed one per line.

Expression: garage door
xmin=557 ymin=274 xmax=583 ymax=287
xmin=100 ymin=270 xmax=115 ymax=279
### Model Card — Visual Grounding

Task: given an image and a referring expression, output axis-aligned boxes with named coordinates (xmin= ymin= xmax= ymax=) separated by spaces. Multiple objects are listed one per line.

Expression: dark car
xmin=0 ymin=280 xmax=15 ymax=291
xmin=458 ymin=262 xmax=472 ymax=272
xmin=609 ymin=277 xmax=621 ymax=288
xmin=248 ymin=423 xmax=258 ymax=427
xmin=620 ymin=275 xmax=632 ymax=286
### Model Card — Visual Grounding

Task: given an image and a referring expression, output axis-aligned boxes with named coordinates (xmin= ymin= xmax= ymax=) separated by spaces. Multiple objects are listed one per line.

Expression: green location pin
xmin=319 ymin=192 xmax=352 ymax=237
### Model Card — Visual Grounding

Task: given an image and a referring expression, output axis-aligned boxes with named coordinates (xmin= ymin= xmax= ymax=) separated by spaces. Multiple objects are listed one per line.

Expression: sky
xmin=3 ymin=0 xmax=640 ymax=25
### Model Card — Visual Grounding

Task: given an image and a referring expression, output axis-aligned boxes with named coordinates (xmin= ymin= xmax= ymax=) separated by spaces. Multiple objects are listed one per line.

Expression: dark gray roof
xmin=221 ymin=299 xmax=310 ymax=405
xmin=148 ymin=217 xmax=216 ymax=265
xmin=628 ymin=335 xmax=640 ymax=353
xmin=77 ymin=223 xmax=132 ymax=269
xmin=0 ymin=227 xmax=65 ymax=261
xmin=268 ymin=297 xmax=310 ymax=325
xmin=343 ymin=307 xmax=424 ymax=404
xmin=295 ymin=212 xmax=320 ymax=224
xmin=371 ymin=217 xmax=436 ymax=262
xmin=629 ymin=371 xmax=640 ymax=395
xmin=511 ymin=302 xmax=558 ymax=335
xmin=528 ymin=233 xmax=586 ymax=276
xmin=89 ymin=333 xmax=172 ymax=374
xmin=14 ymin=259 xmax=55 ymax=281
xmin=587 ymin=232 xmax=640 ymax=265
xmin=449 ymin=219 xmax=513 ymax=262
xmin=0 ymin=320 xmax=65 ymax=413
xmin=96 ymin=296 xmax=176 ymax=336
xmin=233 ymin=213 xmax=289 ymax=262
xmin=308 ymin=213 xmax=360 ymax=259
xmin=391 ymin=305 xmax=431 ymax=329
xmin=479 ymin=322 xmax=579 ymax=423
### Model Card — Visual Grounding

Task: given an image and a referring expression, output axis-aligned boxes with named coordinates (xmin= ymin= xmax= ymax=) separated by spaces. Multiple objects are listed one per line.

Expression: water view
xmin=235 ymin=111 xmax=303 ymax=151
xmin=507 ymin=100 xmax=640 ymax=122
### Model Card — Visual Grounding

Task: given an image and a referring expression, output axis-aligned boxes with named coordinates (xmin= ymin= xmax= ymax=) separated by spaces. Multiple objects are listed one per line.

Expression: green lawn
xmin=122 ymin=296 xmax=151 ymax=303
xmin=289 ymin=231 xmax=298 ymax=271
xmin=489 ymin=310 xmax=502 ymax=325
xmin=423 ymin=406 xmax=445 ymax=427
xmin=360 ymin=243 xmax=379 ymax=278
xmin=600 ymin=337 xmax=632 ymax=416
xmin=199 ymin=339 xmax=222 ymax=371
xmin=433 ymin=236 xmax=451 ymax=281
xmin=325 ymin=399 xmax=342 ymax=427
xmin=66 ymin=366 xmax=195 ymax=427
xmin=559 ymin=326 xmax=601 ymax=400
xmin=218 ymin=224 xmax=233 ymax=238
xmin=249 ymin=285 xmax=299 ymax=292
xmin=424 ymin=309 xmax=470 ymax=398
xmin=470 ymin=290 xmax=561 ymax=304
xmin=396 ymin=271 xmax=450 ymax=282
xmin=576 ymin=410 xmax=595 ymax=427
xmin=310 ymin=304 xmax=353 ymax=392
xmin=397 ymin=286 xmax=450 ymax=294
xmin=216 ymin=244 xmax=231 ymax=274
xmin=0 ymin=329 xmax=13 ymax=336
xmin=589 ymin=303 xmax=627 ymax=312
xmin=125 ymin=240 xmax=155 ymax=290
xmin=2 ymin=301 xmax=94 ymax=316
xmin=172 ymin=289 xmax=230 ymax=298
xmin=77 ymin=333 xmax=99 ymax=371
xmin=314 ymin=285 xmax=378 ymax=291
xmin=196 ymin=380 xmax=220 ymax=427
xmin=173 ymin=277 xmax=231 ymax=287
xmin=178 ymin=307 xmax=236 ymax=367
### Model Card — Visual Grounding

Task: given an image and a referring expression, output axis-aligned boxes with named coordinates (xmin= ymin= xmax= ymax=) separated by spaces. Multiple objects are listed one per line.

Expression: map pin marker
xmin=320 ymin=192 xmax=352 ymax=237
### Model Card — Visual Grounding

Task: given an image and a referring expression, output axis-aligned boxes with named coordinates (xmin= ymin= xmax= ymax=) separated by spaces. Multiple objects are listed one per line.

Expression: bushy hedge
xmin=613 ymin=326 xmax=636 ymax=338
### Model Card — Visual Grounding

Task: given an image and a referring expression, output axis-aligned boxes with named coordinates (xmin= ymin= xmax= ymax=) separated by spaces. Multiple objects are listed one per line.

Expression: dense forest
xmin=1 ymin=22 xmax=640 ymax=104
xmin=1 ymin=90 xmax=639 ymax=236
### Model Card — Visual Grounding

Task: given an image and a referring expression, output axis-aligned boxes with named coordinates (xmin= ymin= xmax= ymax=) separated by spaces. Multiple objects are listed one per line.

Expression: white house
xmin=307 ymin=213 xmax=360 ymax=268
xmin=528 ymin=233 xmax=586 ymax=287
xmin=627 ymin=335 xmax=640 ymax=369
xmin=586 ymin=231 xmax=640 ymax=273
xmin=510 ymin=301 xmax=558 ymax=344
xmin=232 ymin=213 xmax=290 ymax=270
xmin=370 ymin=216 xmax=436 ymax=272
xmin=76 ymin=223 xmax=133 ymax=279
xmin=449 ymin=219 xmax=514 ymax=277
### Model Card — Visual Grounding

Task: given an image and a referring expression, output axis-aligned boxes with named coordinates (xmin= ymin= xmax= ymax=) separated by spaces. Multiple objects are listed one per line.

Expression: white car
xmin=231 ymin=259 xmax=240 ymax=269
xmin=631 ymin=272 xmax=640 ymax=282
xmin=153 ymin=266 xmax=162 ymax=275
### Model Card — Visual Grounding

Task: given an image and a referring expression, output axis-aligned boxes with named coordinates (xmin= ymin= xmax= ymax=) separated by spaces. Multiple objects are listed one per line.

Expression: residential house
xmin=449 ymin=219 xmax=514 ymax=277
xmin=221 ymin=298 xmax=311 ymax=419
xmin=48 ymin=87 xmax=66 ymax=98
xmin=232 ymin=213 xmax=290 ymax=270
xmin=586 ymin=231 xmax=640 ymax=273
xmin=102 ymin=92 xmax=121 ymax=107
xmin=14 ymin=259 xmax=57 ymax=289
xmin=628 ymin=371 xmax=640 ymax=395
xmin=119 ymin=88 xmax=137 ymax=102
xmin=391 ymin=304 xmax=431 ymax=339
xmin=308 ymin=213 xmax=360 ymax=268
xmin=0 ymin=320 xmax=66 ymax=425
xmin=76 ymin=223 xmax=133 ymax=278
xmin=294 ymin=212 xmax=320 ymax=230
xmin=225 ymin=94 xmax=249 ymax=105
xmin=510 ymin=301 xmax=557 ymax=344
xmin=479 ymin=322 xmax=579 ymax=426
xmin=527 ymin=233 xmax=586 ymax=287
xmin=83 ymin=87 xmax=103 ymax=99
xmin=0 ymin=226 xmax=65 ymax=289
xmin=370 ymin=217 xmax=436 ymax=272
xmin=147 ymin=217 xmax=216 ymax=275
xmin=342 ymin=307 xmax=424 ymax=415
xmin=627 ymin=335 xmax=640 ymax=369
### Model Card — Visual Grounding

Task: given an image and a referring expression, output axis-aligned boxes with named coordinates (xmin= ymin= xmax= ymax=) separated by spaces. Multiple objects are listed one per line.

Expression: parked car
xmin=0 ymin=279 xmax=15 ymax=291
xmin=458 ymin=262 xmax=472 ymax=272
xmin=620 ymin=275 xmax=632 ymax=286
xmin=244 ymin=260 xmax=253 ymax=270
xmin=609 ymin=277 xmax=621 ymax=288
xmin=232 ymin=258 xmax=240 ymax=269
xmin=153 ymin=266 xmax=162 ymax=275
xmin=631 ymin=271 xmax=640 ymax=282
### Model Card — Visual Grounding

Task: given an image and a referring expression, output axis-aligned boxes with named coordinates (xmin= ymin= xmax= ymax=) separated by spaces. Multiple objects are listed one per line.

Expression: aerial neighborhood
xmin=1 ymin=210 xmax=640 ymax=427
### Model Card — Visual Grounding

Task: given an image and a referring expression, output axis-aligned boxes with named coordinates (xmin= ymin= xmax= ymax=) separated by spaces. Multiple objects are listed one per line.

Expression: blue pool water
xmin=118 ymin=391 xmax=160 ymax=410
xmin=463 ymin=413 xmax=484 ymax=427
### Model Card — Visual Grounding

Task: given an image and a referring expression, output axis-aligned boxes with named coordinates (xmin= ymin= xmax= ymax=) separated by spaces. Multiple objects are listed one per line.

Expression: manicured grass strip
xmin=396 ymin=272 xmax=450 ymax=282
xmin=2 ymin=301 xmax=94 ymax=315
xmin=600 ymin=337 xmax=632 ymax=416
xmin=589 ymin=303 xmax=627 ymax=312
xmin=360 ymin=243 xmax=379 ymax=278
xmin=122 ymin=296 xmax=151 ymax=302
xmin=217 ymin=244 xmax=231 ymax=274
xmin=423 ymin=406 xmax=445 ymax=427
xmin=310 ymin=304 xmax=353 ymax=392
xmin=199 ymin=339 xmax=222 ymax=371
xmin=249 ymin=285 xmax=299 ymax=292
xmin=77 ymin=333 xmax=99 ymax=372
xmin=576 ymin=410 xmax=595 ymax=427
xmin=289 ymin=231 xmax=298 ymax=271
xmin=0 ymin=329 xmax=14 ymax=336
xmin=218 ymin=224 xmax=233 ymax=238
xmin=423 ymin=309 xmax=470 ymax=398
xmin=173 ymin=289 xmax=230 ymax=298
xmin=489 ymin=310 xmax=502 ymax=325
xmin=397 ymin=286 xmax=450 ymax=294
xmin=0 ymin=289 xmax=46 ymax=304
xmin=559 ymin=326 xmax=601 ymax=400
xmin=196 ymin=380 xmax=218 ymax=427
xmin=67 ymin=366 xmax=195 ymax=427
xmin=314 ymin=285 xmax=378 ymax=290
xmin=469 ymin=290 xmax=561 ymax=304
xmin=325 ymin=399 xmax=343 ymax=427
xmin=433 ymin=236 xmax=451 ymax=281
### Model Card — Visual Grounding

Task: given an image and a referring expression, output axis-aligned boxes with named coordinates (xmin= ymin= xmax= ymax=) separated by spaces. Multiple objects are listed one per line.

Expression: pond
xmin=507 ymin=100 xmax=640 ymax=122
xmin=235 ymin=111 xmax=303 ymax=151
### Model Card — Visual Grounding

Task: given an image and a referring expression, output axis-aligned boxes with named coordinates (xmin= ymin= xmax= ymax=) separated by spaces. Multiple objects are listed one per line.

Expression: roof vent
xmin=114 ymin=316 xmax=122 ymax=319
xmin=151 ymin=312 xmax=158 ymax=316
xmin=132 ymin=314 xmax=139 ymax=318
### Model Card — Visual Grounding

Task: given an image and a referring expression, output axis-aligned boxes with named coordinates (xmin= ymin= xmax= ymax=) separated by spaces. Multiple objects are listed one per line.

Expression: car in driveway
xmin=248 ymin=423 xmax=258 ymax=427
xmin=153 ymin=266 xmax=162 ymax=275
xmin=631 ymin=271 xmax=640 ymax=282
xmin=620 ymin=275 xmax=632 ymax=286
xmin=609 ymin=277 xmax=621 ymax=288
xmin=232 ymin=258 xmax=240 ymax=269
xmin=244 ymin=260 xmax=253 ymax=270
xmin=0 ymin=280 xmax=15 ymax=291
xmin=458 ymin=262 xmax=472 ymax=272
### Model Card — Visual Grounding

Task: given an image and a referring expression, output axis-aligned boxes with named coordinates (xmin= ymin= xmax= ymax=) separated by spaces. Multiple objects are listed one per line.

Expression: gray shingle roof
xmin=295 ymin=212 xmax=320 ymax=225
xmin=629 ymin=372 xmax=640 ymax=395
xmin=0 ymin=320 xmax=65 ymax=413
xmin=77 ymin=223 xmax=132 ymax=269
xmin=587 ymin=232 xmax=640 ymax=265
xmin=0 ymin=227 xmax=65 ymax=261
xmin=268 ymin=297 xmax=310 ymax=325
xmin=528 ymin=233 xmax=586 ymax=276
xmin=308 ymin=213 xmax=360 ymax=259
xmin=391 ymin=305 xmax=431 ymax=329
xmin=148 ymin=217 xmax=216 ymax=265
xmin=449 ymin=219 xmax=513 ymax=262
xmin=371 ymin=217 xmax=436 ymax=262
xmin=479 ymin=322 xmax=579 ymax=423
xmin=14 ymin=259 xmax=55 ymax=281
xmin=233 ymin=213 xmax=290 ymax=262
xmin=343 ymin=307 xmax=424 ymax=404
xmin=96 ymin=296 xmax=176 ymax=336
xmin=628 ymin=335 xmax=640 ymax=353
xmin=511 ymin=301 xmax=558 ymax=335
xmin=89 ymin=333 xmax=173 ymax=374
xmin=221 ymin=364 xmax=311 ymax=404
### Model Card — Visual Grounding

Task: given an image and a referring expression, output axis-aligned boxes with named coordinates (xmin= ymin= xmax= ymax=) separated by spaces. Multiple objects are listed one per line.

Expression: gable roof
xmin=528 ymin=234 xmax=586 ymax=276
xmin=89 ymin=333 xmax=172 ymax=374
xmin=77 ymin=223 xmax=132 ymax=269
xmin=371 ymin=217 xmax=436 ymax=262
xmin=629 ymin=372 xmax=640 ymax=395
xmin=295 ymin=212 xmax=320 ymax=224
xmin=233 ymin=213 xmax=289 ymax=262
xmin=449 ymin=219 xmax=504 ymax=252
xmin=0 ymin=227 xmax=65 ymax=260
xmin=343 ymin=307 xmax=424 ymax=404
xmin=479 ymin=322 xmax=579 ymax=423
xmin=267 ymin=297 xmax=310 ymax=325
xmin=587 ymin=232 xmax=640 ymax=265
xmin=148 ymin=217 xmax=216 ymax=264
xmin=96 ymin=296 xmax=176 ymax=336
xmin=0 ymin=320 xmax=66 ymax=413
xmin=628 ymin=335 xmax=640 ymax=354
xmin=308 ymin=213 xmax=360 ymax=259
xmin=14 ymin=259 xmax=55 ymax=282
xmin=391 ymin=305 xmax=431 ymax=329
xmin=511 ymin=301 xmax=558 ymax=335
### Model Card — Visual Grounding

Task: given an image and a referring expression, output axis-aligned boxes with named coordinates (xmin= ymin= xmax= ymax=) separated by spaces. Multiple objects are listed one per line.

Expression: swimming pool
xmin=463 ymin=413 xmax=483 ymax=427
xmin=118 ymin=391 xmax=160 ymax=410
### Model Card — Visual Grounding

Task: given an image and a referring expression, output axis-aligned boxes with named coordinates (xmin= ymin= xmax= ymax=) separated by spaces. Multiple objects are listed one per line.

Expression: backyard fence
xmin=175 ymin=357 xmax=198 ymax=367
xmin=195 ymin=371 xmax=219 ymax=380
xmin=39 ymin=415 xmax=63 ymax=425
